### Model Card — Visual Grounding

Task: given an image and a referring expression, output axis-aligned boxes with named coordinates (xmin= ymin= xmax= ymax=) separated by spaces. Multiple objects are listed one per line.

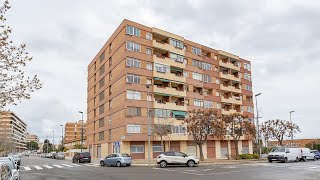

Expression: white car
xmin=157 ymin=151 xmax=199 ymax=168
xmin=0 ymin=160 xmax=19 ymax=180
xmin=268 ymin=147 xmax=301 ymax=163
xmin=300 ymin=148 xmax=315 ymax=161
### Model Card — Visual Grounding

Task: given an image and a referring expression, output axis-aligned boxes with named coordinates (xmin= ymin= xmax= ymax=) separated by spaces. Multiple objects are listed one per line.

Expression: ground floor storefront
xmin=89 ymin=140 xmax=253 ymax=159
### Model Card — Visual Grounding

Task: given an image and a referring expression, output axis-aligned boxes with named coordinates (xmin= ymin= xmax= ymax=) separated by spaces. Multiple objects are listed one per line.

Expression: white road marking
xmin=62 ymin=164 xmax=73 ymax=167
xmin=71 ymin=164 xmax=81 ymax=166
xmin=184 ymin=169 xmax=197 ymax=172
xmin=43 ymin=165 xmax=53 ymax=169
xmin=34 ymin=166 xmax=43 ymax=170
xmin=24 ymin=167 xmax=31 ymax=171
xmin=53 ymin=165 xmax=63 ymax=168
xmin=202 ymin=169 xmax=213 ymax=171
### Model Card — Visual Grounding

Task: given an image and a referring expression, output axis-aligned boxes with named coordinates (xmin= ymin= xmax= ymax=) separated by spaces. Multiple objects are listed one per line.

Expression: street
xmin=20 ymin=155 xmax=320 ymax=180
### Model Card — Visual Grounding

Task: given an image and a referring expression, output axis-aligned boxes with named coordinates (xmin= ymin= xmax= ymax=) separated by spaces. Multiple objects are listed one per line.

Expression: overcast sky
xmin=5 ymin=0 xmax=320 ymax=142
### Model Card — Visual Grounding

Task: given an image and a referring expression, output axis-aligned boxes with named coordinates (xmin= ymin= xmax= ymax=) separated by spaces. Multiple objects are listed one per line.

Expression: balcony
xmin=220 ymin=84 xmax=242 ymax=93
xmin=153 ymin=101 xmax=187 ymax=111
xmin=153 ymin=86 xmax=186 ymax=97
xmin=221 ymin=109 xmax=238 ymax=115
xmin=153 ymin=55 xmax=185 ymax=69
xmin=220 ymin=72 xmax=241 ymax=82
xmin=153 ymin=40 xmax=184 ymax=55
xmin=153 ymin=71 xmax=186 ymax=83
xmin=219 ymin=60 xmax=240 ymax=71
xmin=221 ymin=96 xmax=242 ymax=105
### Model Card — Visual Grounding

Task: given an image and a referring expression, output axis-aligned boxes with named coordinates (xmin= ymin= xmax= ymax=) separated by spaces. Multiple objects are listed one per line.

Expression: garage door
xmin=221 ymin=147 xmax=228 ymax=159
xmin=185 ymin=146 xmax=197 ymax=156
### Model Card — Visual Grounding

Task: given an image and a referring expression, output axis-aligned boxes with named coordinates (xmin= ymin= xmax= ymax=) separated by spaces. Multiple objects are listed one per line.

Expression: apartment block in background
xmin=0 ymin=111 xmax=27 ymax=153
xmin=26 ymin=133 xmax=39 ymax=143
xmin=64 ymin=120 xmax=87 ymax=149
xmin=87 ymin=19 xmax=254 ymax=159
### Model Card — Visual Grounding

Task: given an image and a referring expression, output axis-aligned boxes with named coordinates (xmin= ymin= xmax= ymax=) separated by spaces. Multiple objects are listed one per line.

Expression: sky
xmin=4 ymin=0 xmax=320 ymax=142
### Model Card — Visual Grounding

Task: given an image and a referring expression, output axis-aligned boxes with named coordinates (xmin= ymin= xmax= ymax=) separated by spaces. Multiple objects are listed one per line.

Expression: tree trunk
xmin=160 ymin=136 xmax=164 ymax=151
xmin=234 ymin=140 xmax=239 ymax=160
xmin=197 ymin=143 xmax=204 ymax=161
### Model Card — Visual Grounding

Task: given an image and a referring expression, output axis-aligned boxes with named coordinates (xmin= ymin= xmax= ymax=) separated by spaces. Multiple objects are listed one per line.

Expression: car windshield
xmin=271 ymin=148 xmax=286 ymax=152
xmin=311 ymin=150 xmax=319 ymax=153
xmin=58 ymin=152 xmax=64 ymax=155
xmin=121 ymin=154 xmax=130 ymax=157
xmin=81 ymin=152 xmax=90 ymax=156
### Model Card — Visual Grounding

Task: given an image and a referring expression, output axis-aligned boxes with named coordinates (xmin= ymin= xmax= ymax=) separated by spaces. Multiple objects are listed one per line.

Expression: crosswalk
xmin=241 ymin=162 xmax=320 ymax=171
xmin=20 ymin=163 xmax=100 ymax=171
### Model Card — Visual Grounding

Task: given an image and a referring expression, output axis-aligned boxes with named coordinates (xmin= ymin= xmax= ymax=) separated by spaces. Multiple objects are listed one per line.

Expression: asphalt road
xmin=20 ymin=155 xmax=320 ymax=180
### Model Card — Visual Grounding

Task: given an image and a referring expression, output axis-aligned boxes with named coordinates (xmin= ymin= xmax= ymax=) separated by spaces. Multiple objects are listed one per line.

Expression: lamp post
xmin=78 ymin=111 xmax=84 ymax=152
xmin=46 ymin=135 xmax=49 ymax=155
xmin=60 ymin=125 xmax=63 ymax=151
xmin=290 ymin=111 xmax=295 ymax=145
xmin=255 ymin=93 xmax=262 ymax=161
xmin=146 ymin=84 xmax=151 ymax=166
xmin=52 ymin=130 xmax=55 ymax=152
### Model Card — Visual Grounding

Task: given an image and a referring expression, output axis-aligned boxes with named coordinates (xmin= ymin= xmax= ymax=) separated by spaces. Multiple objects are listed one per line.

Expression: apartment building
xmin=87 ymin=19 xmax=254 ymax=159
xmin=0 ymin=111 xmax=27 ymax=153
xmin=64 ymin=120 xmax=87 ymax=149
xmin=26 ymin=133 xmax=39 ymax=143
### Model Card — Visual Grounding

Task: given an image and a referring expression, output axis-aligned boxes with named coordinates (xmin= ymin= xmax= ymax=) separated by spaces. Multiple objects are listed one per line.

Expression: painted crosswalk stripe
xmin=71 ymin=164 xmax=81 ymax=166
xmin=43 ymin=165 xmax=53 ymax=169
xmin=62 ymin=164 xmax=73 ymax=167
xmin=53 ymin=165 xmax=63 ymax=168
xmin=24 ymin=167 xmax=31 ymax=171
xmin=34 ymin=166 xmax=43 ymax=170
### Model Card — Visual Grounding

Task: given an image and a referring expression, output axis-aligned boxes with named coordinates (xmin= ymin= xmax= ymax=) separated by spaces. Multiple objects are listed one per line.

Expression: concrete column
xmin=120 ymin=141 xmax=130 ymax=154
xmin=144 ymin=141 xmax=153 ymax=159
xmin=101 ymin=143 xmax=108 ymax=158
xmin=249 ymin=140 xmax=253 ymax=154
xmin=228 ymin=140 xmax=231 ymax=158
xmin=215 ymin=140 xmax=221 ymax=159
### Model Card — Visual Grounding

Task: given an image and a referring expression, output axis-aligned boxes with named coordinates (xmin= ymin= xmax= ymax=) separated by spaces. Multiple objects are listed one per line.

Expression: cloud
xmin=5 ymin=0 xmax=320 ymax=141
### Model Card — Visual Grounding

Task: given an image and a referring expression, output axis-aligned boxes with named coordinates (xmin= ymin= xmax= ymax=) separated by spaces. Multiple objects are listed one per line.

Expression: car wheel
xmin=100 ymin=161 xmax=105 ymax=166
xmin=295 ymin=157 xmax=299 ymax=162
xmin=72 ymin=159 xmax=75 ymax=163
xmin=159 ymin=160 xmax=167 ymax=168
xmin=284 ymin=158 xmax=288 ymax=163
xmin=313 ymin=157 xmax=316 ymax=161
xmin=88 ymin=160 xmax=91 ymax=163
xmin=127 ymin=164 xmax=131 ymax=167
xmin=78 ymin=159 xmax=81 ymax=163
xmin=187 ymin=160 xmax=195 ymax=167
xmin=268 ymin=160 xmax=272 ymax=163
xmin=116 ymin=161 xmax=121 ymax=167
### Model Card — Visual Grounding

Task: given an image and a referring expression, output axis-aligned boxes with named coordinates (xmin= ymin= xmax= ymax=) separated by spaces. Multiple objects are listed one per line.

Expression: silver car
xmin=56 ymin=152 xmax=65 ymax=159
xmin=0 ymin=160 xmax=19 ymax=180
xmin=100 ymin=153 xmax=132 ymax=167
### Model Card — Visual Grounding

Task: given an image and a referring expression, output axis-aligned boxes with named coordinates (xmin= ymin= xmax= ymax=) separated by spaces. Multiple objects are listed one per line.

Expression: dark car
xmin=311 ymin=150 xmax=320 ymax=160
xmin=72 ymin=152 xmax=91 ymax=163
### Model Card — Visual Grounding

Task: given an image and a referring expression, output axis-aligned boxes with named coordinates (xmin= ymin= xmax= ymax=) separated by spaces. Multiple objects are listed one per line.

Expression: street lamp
xmin=255 ymin=93 xmax=262 ymax=161
xmin=146 ymin=84 xmax=151 ymax=166
xmin=52 ymin=130 xmax=55 ymax=152
xmin=60 ymin=125 xmax=64 ymax=151
xmin=78 ymin=111 xmax=84 ymax=152
xmin=290 ymin=111 xmax=295 ymax=145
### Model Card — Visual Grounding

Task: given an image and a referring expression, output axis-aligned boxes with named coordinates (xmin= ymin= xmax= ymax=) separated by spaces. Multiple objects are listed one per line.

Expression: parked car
xmin=100 ymin=153 xmax=132 ymax=167
xmin=56 ymin=152 xmax=65 ymax=159
xmin=300 ymin=148 xmax=315 ymax=161
xmin=268 ymin=147 xmax=302 ymax=163
xmin=311 ymin=150 xmax=320 ymax=160
xmin=51 ymin=152 xmax=57 ymax=159
xmin=156 ymin=151 xmax=199 ymax=168
xmin=0 ymin=160 xmax=19 ymax=180
xmin=72 ymin=152 xmax=91 ymax=163
xmin=0 ymin=162 xmax=15 ymax=180
xmin=7 ymin=155 xmax=20 ymax=166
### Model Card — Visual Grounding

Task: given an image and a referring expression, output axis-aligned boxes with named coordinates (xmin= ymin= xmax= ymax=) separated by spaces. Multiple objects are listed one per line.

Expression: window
xmin=203 ymin=74 xmax=212 ymax=83
xmin=127 ymin=107 xmax=141 ymax=116
xmin=109 ymin=116 xmax=112 ymax=125
xmin=109 ymin=57 xmax=112 ymax=67
xmin=147 ymin=94 xmax=152 ymax=101
xmin=126 ymin=25 xmax=140 ymax=37
xmin=244 ymin=63 xmax=251 ymax=71
xmin=99 ymin=51 xmax=105 ymax=62
xmin=126 ymin=74 xmax=141 ymax=84
xmin=171 ymin=126 xmax=186 ymax=134
xmin=99 ymin=118 xmax=104 ymax=128
xmin=183 ymin=71 xmax=188 ymax=78
xmin=216 ymin=78 xmax=220 ymax=84
xmin=109 ymin=100 xmax=112 ymax=110
xmin=154 ymin=63 xmax=169 ymax=73
xmin=99 ymin=104 xmax=104 ymax=114
xmin=154 ymin=109 xmax=171 ymax=118
xmin=146 ymin=78 xmax=152 ymax=85
xmin=191 ymin=46 xmax=202 ymax=55
xmin=146 ymin=48 xmax=152 ymax=55
xmin=146 ymin=63 xmax=152 ymax=70
xmin=192 ymin=59 xmax=201 ymax=68
xmin=216 ymin=91 xmax=220 ymax=96
xmin=169 ymin=38 xmax=183 ymax=49
xmin=99 ymin=64 xmax=105 ymax=75
xmin=245 ymin=85 xmax=252 ymax=91
xmin=126 ymin=41 xmax=141 ymax=52
xmin=146 ymin=32 xmax=152 ymax=40
xmin=170 ymin=53 xmax=184 ymax=63
xmin=109 ymin=72 xmax=112 ymax=81
xmin=99 ymin=77 xmax=105 ymax=88
xmin=108 ymin=130 xmax=111 ymax=140
xmin=99 ymin=131 xmax=104 ymax=141
xmin=202 ymin=62 xmax=212 ymax=71
xmin=127 ymin=124 xmax=141 ymax=133
xmin=244 ymin=73 xmax=251 ymax=81
xmin=247 ymin=106 xmax=253 ymax=113
xmin=204 ymin=100 xmax=213 ymax=108
xmin=216 ymin=103 xmax=221 ymax=109
xmin=126 ymin=58 xmax=141 ymax=68
xmin=127 ymin=90 xmax=141 ymax=100
xmin=193 ymin=99 xmax=203 ymax=107
xmin=153 ymin=145 xmax=163 ymax=152
xmin=130 ymin=145 xmax=144 ymax=153
xmin=99 ymin=91 xmax=104 ymax=101
xmin=192 ymin=72 xmax=203 ymax=81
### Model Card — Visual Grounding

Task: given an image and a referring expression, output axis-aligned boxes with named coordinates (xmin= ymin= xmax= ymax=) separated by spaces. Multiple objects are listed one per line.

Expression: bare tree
xmin=260 ymin=119 xmax=301 ymax=146
xmin=222 ymin=113 xmax=256 ymax=159
xmin=0 ymin=0 xmax=42 ymax=109
xmin=153 ymin=118 xmax=173 ymax=151
xmin=184 ymin=109 xmax=224 ymax=161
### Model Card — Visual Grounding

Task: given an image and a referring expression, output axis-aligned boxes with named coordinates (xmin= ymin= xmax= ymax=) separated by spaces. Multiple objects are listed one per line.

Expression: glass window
xmin=171 ymin=126 xmax=186 ymax=134
xmin=192 ymin=72 xmax=202 ymax=81
xmin=99 ymin=118 xmax=104 ymax=128
xmin=126 ymin=74 xmax=141 ymax=84
xmin=193 ymin=99 xmax=203 ymax=107
xmin=154 ymin=63 xmax=169 ymax=73
xmin=99 ymin=51 xmax=105 ymax=62
xmin=99 ymin=104 xmax=104 ymax=114
xmin=126 ymin=41 xmax=141 ymax=52
xmin=170 ymin=52 xmax=184 ymax=63
xmin=99 ymin=64 xmax=105 ymax=75
xmin=146 ymin=63 xmax=152 ymax=70
xmin=99 ymin=131 xmax=104 ymax=141
xmin=130 ymin=145 xmax=144 ymax=153
xmin=191 ymin=46 xmax=202 ymax=55
xmin=169 ymin=38 xmax=183 ymax=49
xmin=99 ymin=91 xmax=105 ymax=101
xmin=153 ymin=145 xmax=163 ymax=152
xmin=216 ymin=103 xmax=221 ymax=109
xmin=146 ymin=48 xmax=152 ymax=55
xmin=146 ymin=32 xmax=152 ymax=40
xmin=126 ymin=25 xmax=141 ymax=37
xmin=127 ymin=124 xmax=141 ymax=133
xmin=127 ymin=107 xmax=141 ymax=116
xmin=99 ymin=77 xmax=105 ymax=88
xmin=204 ymin=100 xmax=213 ymax=108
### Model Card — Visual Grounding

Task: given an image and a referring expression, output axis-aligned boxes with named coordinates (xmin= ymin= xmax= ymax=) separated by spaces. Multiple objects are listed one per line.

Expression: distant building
xmin=268 ymin=139 xmax=320 ymax=148
xmin=26 ymin=133 xmax=39 ymax=143
xmin=64 ymin=120 xmax=87 ymax=149
xmin=0 ymin=111 xmax=27 ymax=153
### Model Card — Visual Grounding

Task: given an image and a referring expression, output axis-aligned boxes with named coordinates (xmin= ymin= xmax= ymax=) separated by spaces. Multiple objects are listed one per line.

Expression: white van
xmin=268 ymin=147 xmax=301 ymax=163
xmin=300 ymin=148 xmax=316 ymax=161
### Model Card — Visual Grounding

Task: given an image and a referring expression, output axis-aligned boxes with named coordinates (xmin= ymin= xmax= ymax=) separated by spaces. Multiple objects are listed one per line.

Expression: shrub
xmin=239 ymin=154 xmax=259 ymax=159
